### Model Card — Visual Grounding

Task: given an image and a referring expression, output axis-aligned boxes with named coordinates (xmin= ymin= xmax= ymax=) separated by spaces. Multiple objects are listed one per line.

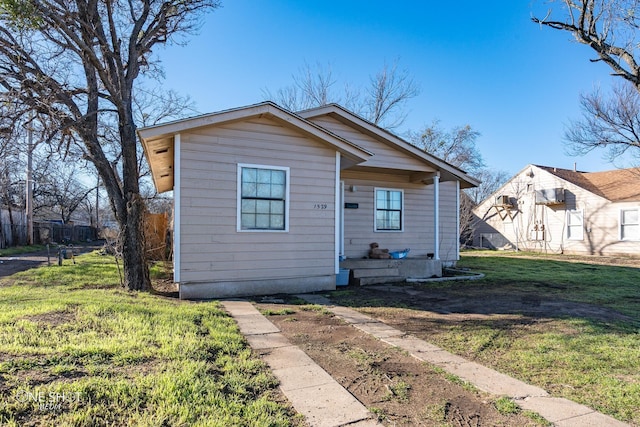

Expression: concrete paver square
xmin=517 ymin=396 xmax=595 ymax=423
xmin=272 ymin=364 xmax=336 ymax=392
xmin=232 ymin=314 xmax=280 ymax=335
xmin=381 ymin=335 xmax=443 ymax=354
xmin=407 ymin=347 xmax=469 ymax=366
xmin=353 ymin=322 xmax=404 ymax=338
xmin=329 ymin=306 xmax=379 ymax=324
xmin=245 ymin=332 xmax=291 ymax=349
xmin=447 ymin=362 xmax=548 ymax=398
xmin=286 ymin=382 xmax=374 ymax=427
xmin=555 ymin=411 xmax=630 ymax=427
xmin=220 ymin=300 xmax=257 ymax=315
xmin=261 ymin=345 xmax=317 ymax=370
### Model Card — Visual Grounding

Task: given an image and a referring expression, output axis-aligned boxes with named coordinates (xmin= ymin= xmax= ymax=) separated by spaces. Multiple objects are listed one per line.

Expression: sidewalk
xmin=220 ymin=301 xmax=380 ymax=427
xmin=222 ymin=296 xmax=629 ymax=427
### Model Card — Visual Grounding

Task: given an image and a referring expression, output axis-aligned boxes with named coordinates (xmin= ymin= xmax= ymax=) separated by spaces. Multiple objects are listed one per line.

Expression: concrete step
xmin=358 ymin=276 xmax=406 ymax=286
xmin=352 ymin=268 xmax=400 ymax=279
xmin=340 ymin=259 xmax=401 ymax=269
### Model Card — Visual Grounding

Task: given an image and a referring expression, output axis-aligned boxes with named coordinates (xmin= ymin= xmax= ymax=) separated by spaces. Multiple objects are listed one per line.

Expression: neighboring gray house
xmin=473 ymin=164 xmax=640 ymax=256
xmin=140 ymin=102 xmax=479 ymax=299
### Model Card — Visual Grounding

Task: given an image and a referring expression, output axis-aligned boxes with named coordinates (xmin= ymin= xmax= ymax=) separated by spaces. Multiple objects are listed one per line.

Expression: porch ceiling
xmin=344 ymin=164 xmax=475 ymax=188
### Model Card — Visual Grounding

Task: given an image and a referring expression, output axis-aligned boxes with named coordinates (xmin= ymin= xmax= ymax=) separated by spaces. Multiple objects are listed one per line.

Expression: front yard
xmin=0 ymin=249 xmax=638 ymax=425
xmin=0 ymin=252 xmax=298 ymax=426
xmin=325 ymin=251 xmax=640 ymax=425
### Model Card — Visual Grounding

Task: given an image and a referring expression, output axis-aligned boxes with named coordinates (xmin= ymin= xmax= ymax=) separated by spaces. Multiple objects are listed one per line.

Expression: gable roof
xmin=537 ymin=165 xmax=640 ymax=202
xmin=298 ymin=103 xmax=480 ymax=189
xmin=139 ymin=102 xmax=373 ymax=193
xmin=140 ymin=101 xmax=481 ymax=193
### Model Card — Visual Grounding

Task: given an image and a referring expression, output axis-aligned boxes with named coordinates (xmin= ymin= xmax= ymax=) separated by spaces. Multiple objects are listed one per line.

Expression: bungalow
xmin=473 ymin=164 xmax=640 ymax=256
xmin=140 ymin=102 xmax=479 ymax=299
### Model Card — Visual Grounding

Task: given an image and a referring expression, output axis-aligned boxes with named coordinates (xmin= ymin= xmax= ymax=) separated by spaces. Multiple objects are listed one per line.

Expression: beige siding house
xmin=473 ymin=164 xmax=640 ymax=256
xmin=140 ymin=102 xmax=479 ymax=298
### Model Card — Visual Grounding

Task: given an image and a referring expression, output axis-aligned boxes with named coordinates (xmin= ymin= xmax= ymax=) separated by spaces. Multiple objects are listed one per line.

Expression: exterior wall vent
xmin=535 ymin=188 xmax=565 ymax=205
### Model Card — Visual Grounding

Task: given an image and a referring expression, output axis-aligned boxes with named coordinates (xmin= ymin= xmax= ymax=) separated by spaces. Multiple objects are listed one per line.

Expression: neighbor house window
xmin=375 ymin=188 xmax=403 ymax=231
xmin=620 ymin=208 xmax=640 ymax=241
xmin=566 ymin=209 xmax=584 ymax=240
xmin=237 ymin=164 xmax=289 ymax=232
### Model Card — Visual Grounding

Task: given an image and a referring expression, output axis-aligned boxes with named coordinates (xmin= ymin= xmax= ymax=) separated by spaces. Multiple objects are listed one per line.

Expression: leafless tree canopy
xmin=565 ymin=81 xmax=640 ymax=162
xmin=410 ymin=121 xmax=483 ymax=172
xmin=265 ymin=59 xmax=419 ymax=130
xmin=533 ymin=0 xmax=640 ymax=88
xmin=409 ymin=120 xmax=508 ymax=242
xmin=533 ymin=0 xmax=640 ymax=164
xmin=0 ymin=0 xmax=220 ymax=290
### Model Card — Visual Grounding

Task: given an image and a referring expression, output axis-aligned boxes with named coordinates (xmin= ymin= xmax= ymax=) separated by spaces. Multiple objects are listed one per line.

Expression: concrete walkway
xmin=222 ymin=297 xmax=629 ymax=427
xmin=298 ymin=294 xmax=629 ymax=427
xmin=221 ymin=301 xmax=380 ymax=427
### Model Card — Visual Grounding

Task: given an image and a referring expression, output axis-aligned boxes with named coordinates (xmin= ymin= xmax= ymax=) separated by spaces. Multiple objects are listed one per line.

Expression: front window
xmin=375 ymin=188 xmax=403 ymax=231
xmin=238 ymin=164 xmax=289 ymax=231
xmin=566 ymin=210 xmax=583 ymax=240
xmin=620 ymin=208 xmax=640 ymax=241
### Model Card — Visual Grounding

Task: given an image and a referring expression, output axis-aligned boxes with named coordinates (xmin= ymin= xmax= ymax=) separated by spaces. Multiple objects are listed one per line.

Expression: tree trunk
xmin=118 ymin=94 xmax=151 ymax=291
xmin=7 ymin=202 xmax=16 ymax=246
xmin=121 ymin=191 xmax=150 ymax=291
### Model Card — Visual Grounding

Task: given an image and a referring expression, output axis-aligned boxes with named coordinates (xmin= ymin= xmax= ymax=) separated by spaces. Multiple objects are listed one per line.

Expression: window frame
xmin=619 ymin=207 xmax=640 ymax=241
xmin=374 ymin=187 xmax=404 ymax=232
xmin=566 ymin=209 xmax=584 ymax=241
xmin=237 ymin=163 xmax=290 ymax=233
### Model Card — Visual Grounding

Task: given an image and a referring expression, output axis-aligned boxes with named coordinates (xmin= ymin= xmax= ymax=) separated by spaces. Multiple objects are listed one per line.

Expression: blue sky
xmin=157 ymin=0 xmax=620 ymax=176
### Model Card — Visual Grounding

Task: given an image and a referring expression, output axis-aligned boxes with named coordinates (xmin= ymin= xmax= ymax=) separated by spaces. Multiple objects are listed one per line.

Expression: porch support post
xmin=334 ymin=151 xmax=341 ymax=274
xmin=173 ymin=134 xmax=181 ymax=283
xmin=433 ymin=172 xmax=440 ymax=261
xmin=456 ymin=179 xmax=460 ymax=260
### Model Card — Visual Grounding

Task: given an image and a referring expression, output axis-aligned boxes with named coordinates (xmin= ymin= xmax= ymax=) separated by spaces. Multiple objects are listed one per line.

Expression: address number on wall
xmin=314 ymin=204 xmax=328 ymax=210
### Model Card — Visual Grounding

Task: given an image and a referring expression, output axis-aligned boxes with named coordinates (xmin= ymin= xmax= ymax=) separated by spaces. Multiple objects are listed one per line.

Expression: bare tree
xmin=265 ymin=59 xmax=419 ymax=130
xmin=33 ymin=158 xmax=94 ymax=224
xmin=466 ymin=168 xmax=511 ymax=205
xmin=0 ymin=0 xmax=220 ymax=290
xmin=565 ymin=81 xmax=640 ymax=164
xmin=533 ymin=0 xmax=640 ymax=163
xmin=410 ymin=121 xmax=509 ymax=244
xmin=363 ymin=60 xmax=420 ymax=129
xmin=410 ymin=120 xmax=484 ymax=172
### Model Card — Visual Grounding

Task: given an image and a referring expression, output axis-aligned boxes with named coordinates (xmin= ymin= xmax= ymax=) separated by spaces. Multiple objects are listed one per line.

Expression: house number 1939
xmin=314 ymin=204 xmax=328 ymax=210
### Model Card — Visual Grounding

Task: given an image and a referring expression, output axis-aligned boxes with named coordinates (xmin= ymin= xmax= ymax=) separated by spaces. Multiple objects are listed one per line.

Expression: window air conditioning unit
xmin=495 ymin=195 xmax=511 ymax=206
xmin=535 ymin=188 xmax=565 ymax=205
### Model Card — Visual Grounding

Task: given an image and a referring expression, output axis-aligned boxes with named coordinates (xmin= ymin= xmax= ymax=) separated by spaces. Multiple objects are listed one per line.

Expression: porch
xmin=339 ymin=257 xmax=443 ymax=286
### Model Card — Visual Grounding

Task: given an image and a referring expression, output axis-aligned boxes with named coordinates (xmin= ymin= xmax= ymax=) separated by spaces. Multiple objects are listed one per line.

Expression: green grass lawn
xmin=456 ymin=253 xmax=640 ymax=425
xmin=0 ymin=245 xmax=48 ymax=257
xmin=329 ymin=251 xmax=640 ymax=425
xmin=0 ymin=252 xmax=296 ymax=426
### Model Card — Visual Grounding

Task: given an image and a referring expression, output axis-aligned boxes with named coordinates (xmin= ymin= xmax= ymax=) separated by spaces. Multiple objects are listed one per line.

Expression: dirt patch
xmin=21 ymin=310 xmax=78 ymax=327
xmin=151 ymin=278 xmax=178 ymax=297
xmin=345 ymin=282 xmax=633 ymax=325
xmin=259 ymin=305 xmax=543 ymax=426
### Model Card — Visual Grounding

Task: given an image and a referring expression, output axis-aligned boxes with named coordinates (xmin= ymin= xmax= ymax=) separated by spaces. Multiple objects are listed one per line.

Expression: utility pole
xmin=25 ymin=119 xmax=33 ymax=245
xmin=95 ymin=174 xmax=100 ymax=229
